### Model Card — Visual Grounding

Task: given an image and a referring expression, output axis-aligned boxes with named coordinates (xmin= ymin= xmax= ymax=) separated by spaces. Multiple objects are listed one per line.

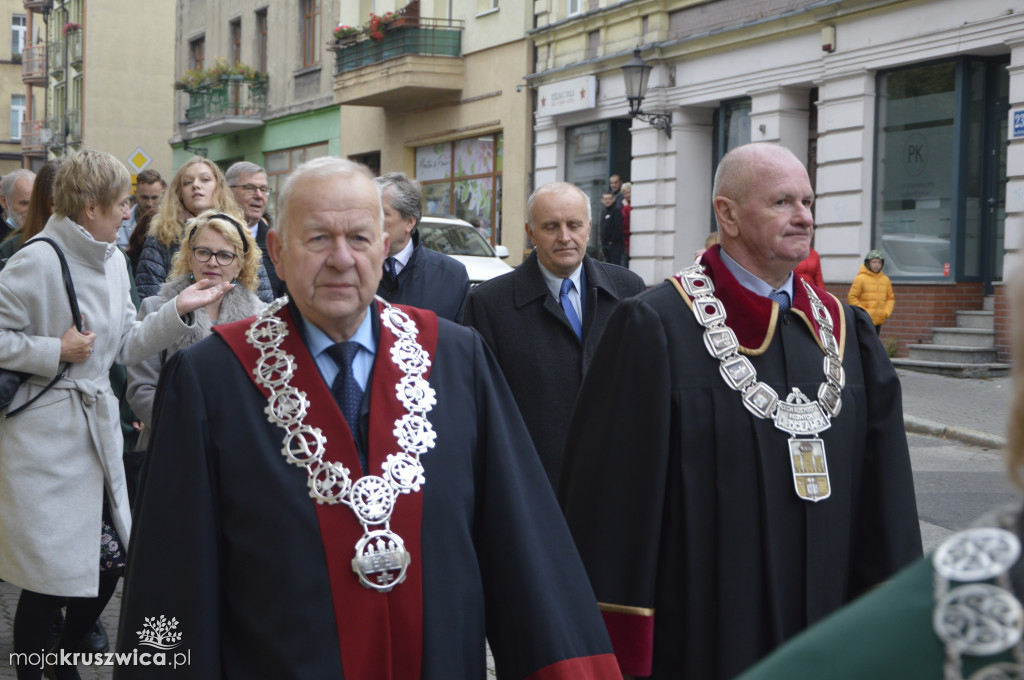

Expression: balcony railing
xmin=186 ymin=76 xmax=267 ymax=120
xmin=49 ymin=40 xmax=64 ymax=76
xmin=46 ymin=116 xmax=63 ymax=146
xmin=66 ymin=109 xmax=81 ymax=144
xmin=21 ymin=44 xmax=46 ymax=83
xmin=332 ymin=17 xmax=463 ymax=74
xmin=68 ymin=31 xmax=82 ymax=66
xmin=20 ymin=120 xmax=48 ymax=152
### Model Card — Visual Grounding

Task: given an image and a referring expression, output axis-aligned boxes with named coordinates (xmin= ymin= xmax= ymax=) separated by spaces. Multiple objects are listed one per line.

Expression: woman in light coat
xmin=0 ymin=149 xmax=231 ymax=680
xmin=127 ymin=211 xmax=265 ymax=480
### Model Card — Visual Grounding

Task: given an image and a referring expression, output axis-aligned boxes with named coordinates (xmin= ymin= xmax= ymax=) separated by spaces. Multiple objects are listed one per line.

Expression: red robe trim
xmin=215 ymin=301 xmax=439 ymax=680
xmin=524 ymin=653 xmax=623 ymax=680
xmin=599 ymin=605 xmax=654 ymax=677
xmin=672 ymin=245 xmax=845 ymax=358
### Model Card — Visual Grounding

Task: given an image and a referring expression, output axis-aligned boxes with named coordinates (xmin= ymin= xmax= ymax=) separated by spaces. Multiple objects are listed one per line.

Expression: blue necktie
xmin=385 ymin=256 xmax=398 ymax=280
xmin=769 ymin=289 xmax=790 ymax=312
xmin=327 ymin=342 xmax=364 ymax=450
xmin=560 ymin=278 xmax=582 ymax=340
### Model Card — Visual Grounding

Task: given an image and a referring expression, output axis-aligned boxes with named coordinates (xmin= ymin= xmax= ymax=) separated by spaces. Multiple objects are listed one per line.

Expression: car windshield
xmin=419 ymin=222 xmax=495 ymax=257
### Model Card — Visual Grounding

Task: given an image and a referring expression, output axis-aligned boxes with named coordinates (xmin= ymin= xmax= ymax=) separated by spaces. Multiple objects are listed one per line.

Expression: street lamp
xmin=622 ymin=49 xmax=672 ymax=138
xmin=178 ymin=115 xmax=207 ymax=157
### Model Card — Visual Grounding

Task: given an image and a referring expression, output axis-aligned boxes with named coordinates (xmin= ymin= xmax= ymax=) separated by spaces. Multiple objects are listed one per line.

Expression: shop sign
xmin=538 ymin=76 xmax=596 ymax=116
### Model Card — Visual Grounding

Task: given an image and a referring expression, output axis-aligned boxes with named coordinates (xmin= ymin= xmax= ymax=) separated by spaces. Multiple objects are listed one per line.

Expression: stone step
xmin=931 ymin=327 xmax=995 ymax=348
xmin=891 ymin=358 xmax=1010 ymax=379
xmin=906 ymin=344 xmax=999 ymax=364
xmin=956 ymin=310 xmax=994 ymax=330
xmin=983 ymin=295 xmax=995 ymax=312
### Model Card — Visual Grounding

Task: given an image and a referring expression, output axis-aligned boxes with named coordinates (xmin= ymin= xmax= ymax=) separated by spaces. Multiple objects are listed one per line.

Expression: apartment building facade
xmin=14 ymin=0 xmax=175 ymax=177
xmin=529 ymin=0 xmax=1024 ymax=358
xmin=331 ymin=0 xmax=534 ymax=260
xmin=174 ymin=0 xmax=344 ymax=214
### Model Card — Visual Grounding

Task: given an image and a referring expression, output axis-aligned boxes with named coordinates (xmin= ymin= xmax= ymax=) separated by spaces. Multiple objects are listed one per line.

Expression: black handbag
xmin=0 ymin=237 xmax=82 ymax=417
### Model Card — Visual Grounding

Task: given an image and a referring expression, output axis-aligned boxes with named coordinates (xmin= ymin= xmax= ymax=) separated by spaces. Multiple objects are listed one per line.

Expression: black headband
xmin=187 ymin=213 xmax=250 ymax=255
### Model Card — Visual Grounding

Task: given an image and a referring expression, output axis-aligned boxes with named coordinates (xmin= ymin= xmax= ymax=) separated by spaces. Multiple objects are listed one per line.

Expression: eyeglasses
xmin=230 ymin=184 xmax=272 ymax=196
xmin=191 ymin=247 xmax=238 ymax=266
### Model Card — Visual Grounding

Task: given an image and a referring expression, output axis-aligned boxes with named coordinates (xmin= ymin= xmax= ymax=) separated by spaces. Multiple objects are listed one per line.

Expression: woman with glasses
xmin=127 ymin=210 xmax=265 ymax=476
xmin=135 ymin=157 xmax=273 ymax=302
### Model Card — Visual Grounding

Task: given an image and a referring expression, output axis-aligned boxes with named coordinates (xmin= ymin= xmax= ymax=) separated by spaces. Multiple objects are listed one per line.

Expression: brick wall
xmin=823 ymin=281 xmax=1010 ymax=361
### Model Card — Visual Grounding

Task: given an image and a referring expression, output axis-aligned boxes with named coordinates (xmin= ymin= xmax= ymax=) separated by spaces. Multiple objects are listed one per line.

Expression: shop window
xmin=264 ymin=142 xmax=330 ymax=216
xmin=873 ymin=61 xmax=956 ymax=279
xmin=416 ymin=133 xmax=503 ymax=244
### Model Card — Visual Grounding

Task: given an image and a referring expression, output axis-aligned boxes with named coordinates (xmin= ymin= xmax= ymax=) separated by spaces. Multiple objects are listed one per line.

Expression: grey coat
xmin=127 ymin=275 xmax=265 ymax=450
xmin=0 ymin=216 xmax=193 ymax=597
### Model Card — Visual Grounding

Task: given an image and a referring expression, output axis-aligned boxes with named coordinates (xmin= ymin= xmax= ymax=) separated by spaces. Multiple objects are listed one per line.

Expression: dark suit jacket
xmin=255 ymin=219 xmax=284 ymax=298
xmin=464 ymin=251 xmax=645 ymax=488
xmin=377 ymin=229 xmax=470 ymax=323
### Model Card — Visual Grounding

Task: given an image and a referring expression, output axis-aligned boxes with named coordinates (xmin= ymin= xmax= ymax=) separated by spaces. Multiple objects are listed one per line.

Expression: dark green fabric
xmin=737 ymin=554 xmax=1015 ymax=679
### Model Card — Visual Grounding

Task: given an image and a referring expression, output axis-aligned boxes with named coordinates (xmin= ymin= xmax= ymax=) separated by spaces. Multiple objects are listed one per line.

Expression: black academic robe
xmin=116 ymin=303 xmax=619 ymax=679
xmin=558 ymin=246 xmax=922 ymax=680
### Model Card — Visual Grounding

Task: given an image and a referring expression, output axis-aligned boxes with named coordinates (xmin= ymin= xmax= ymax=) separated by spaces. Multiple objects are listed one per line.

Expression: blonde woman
xmin=135 ymin=157 xmax=272 ymax=301
xmin=126 ymin=211 xmax=265 ymax=477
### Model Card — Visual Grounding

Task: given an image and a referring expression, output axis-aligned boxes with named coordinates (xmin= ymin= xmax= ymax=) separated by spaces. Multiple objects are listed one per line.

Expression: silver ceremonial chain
xmin=678 ymin=264 xmax=844 ymax=502
xmin=245 ymin=296 xmax=438 ymax=592
xmin=933 ymin=528 xmax=1024 ymax=680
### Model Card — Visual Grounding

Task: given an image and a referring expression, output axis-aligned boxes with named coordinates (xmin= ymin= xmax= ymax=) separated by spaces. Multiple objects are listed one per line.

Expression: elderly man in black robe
xmin=559 ymin=142 xmax=922 ymax=680
xmin=116 ymin=157 xmax=620 ymax=680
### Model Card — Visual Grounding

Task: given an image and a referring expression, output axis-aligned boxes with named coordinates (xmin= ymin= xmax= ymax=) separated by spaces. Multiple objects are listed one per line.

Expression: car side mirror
xmin=494 ymin=245 xmax=510 ymax=259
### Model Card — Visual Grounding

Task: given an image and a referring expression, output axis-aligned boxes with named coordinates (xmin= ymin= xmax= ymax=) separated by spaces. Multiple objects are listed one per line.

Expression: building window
xmin=568 ymin=0 xmax=581 ymax=16
xmin=11 ymin=94 xmax=25 ymax=140
xmin=416 ymin=133 xmax=504 ymax=244
xmin=12 ymin=14 xmax=26 ymax=59
xmin=870 ymin=58 xmax=1014 ymax=283
xmin=230 ymin=19 xmax=242 ymax=66
xmin=874 ymin=61 xmax=956 ymax=280
xmin=190 ymin=36 xmax=205 ymax=70
xmin=264 ymin=142 xmax=330 ymax=214
xmin=586 ymin=30 xmax=599 ymax=60
xmin=302 ymin=0 xmax=320 ymax=67
xmin=256 ymin=9 xmax=268 ymax=72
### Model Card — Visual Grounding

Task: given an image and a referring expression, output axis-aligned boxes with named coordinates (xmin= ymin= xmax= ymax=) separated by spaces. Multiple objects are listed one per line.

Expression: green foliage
xmin=174 ymin=59 xmax=268 ymax=91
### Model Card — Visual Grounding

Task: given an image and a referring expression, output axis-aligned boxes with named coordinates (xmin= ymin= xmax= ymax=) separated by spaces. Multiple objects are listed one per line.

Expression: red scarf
xmin=216 ymin=301 xmax=439 ymax=680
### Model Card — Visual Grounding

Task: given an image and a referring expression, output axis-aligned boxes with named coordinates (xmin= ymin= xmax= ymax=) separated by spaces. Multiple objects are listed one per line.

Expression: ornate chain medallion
xmin=933 ymin=528 xmax=1024 ymax=680
xmin=245 ymin=296 xmax=437 ymax=592
xmin=679 ymin=264 xmax=844 ymax=502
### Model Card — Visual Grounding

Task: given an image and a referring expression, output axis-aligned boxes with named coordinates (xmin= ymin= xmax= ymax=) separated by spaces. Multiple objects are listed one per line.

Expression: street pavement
xmin=0 ymin=367 xmax=1014 ymax=677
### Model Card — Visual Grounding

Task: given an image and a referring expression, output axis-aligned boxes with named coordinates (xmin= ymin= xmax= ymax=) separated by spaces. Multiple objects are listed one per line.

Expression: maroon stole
xmin=215 ymin=301 xmax=439 ymax=680
xmin=674 ymin=245 xmax=845 ymax=356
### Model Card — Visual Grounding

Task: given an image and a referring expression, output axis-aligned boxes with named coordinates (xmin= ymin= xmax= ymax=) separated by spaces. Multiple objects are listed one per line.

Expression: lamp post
xmin=622 ymin=49 xmax=672 ymax=138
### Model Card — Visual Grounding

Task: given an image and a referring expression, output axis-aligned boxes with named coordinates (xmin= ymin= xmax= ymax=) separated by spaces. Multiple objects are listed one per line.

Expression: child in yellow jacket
xmin=848 ymin=249 xmax=895 ymax=334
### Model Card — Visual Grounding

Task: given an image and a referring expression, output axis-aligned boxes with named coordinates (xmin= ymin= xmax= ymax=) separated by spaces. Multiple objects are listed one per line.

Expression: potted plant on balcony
xmin=367 ymin=10 xmax=405 ymax=41
xmin=333 ymin=23 xmax=362 ymax=46
xmin=62 ymin=21 xmax=81 ymax=36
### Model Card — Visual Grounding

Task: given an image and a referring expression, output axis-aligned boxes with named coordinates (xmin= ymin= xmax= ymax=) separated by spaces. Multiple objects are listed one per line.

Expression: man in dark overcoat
xmin=464 ymin=181 xmax=644 ymax=488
